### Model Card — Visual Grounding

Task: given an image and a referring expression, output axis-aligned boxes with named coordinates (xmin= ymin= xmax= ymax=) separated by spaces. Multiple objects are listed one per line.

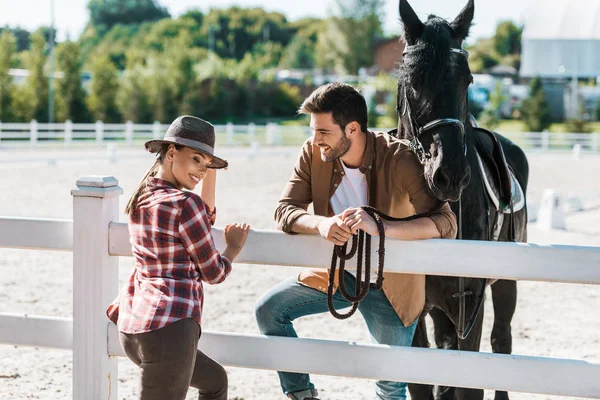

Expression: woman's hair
xmin=124 ymin=143 xmax=184 ymax=215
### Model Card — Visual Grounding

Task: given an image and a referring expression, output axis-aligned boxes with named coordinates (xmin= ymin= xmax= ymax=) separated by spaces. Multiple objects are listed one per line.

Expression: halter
xmin=398 ymin=46 xmax=469 ymax=165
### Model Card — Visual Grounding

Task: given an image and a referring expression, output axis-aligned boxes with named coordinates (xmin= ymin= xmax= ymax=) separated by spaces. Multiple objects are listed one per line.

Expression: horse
xmin=392 ymin=1 xmax=529 ymax=399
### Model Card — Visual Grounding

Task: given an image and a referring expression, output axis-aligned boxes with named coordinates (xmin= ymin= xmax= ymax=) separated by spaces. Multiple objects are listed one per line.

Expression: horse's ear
xmin=399 ymin=0 xmax=424 ymax=45
xmin=450 ymin=0 xmax=474 ymax=41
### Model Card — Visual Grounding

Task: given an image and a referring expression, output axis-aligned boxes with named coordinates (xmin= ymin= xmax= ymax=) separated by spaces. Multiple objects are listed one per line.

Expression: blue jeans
xmin=255 ymin=272 xmax=417 ymax=400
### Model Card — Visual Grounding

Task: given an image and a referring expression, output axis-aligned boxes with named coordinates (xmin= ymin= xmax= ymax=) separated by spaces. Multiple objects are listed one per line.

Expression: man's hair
xmin=299 ymin=82 xmax=368 ymax=133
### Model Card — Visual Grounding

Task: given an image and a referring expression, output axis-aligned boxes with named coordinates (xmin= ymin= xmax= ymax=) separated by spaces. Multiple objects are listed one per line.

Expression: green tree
xmin=55 ymin=41 xmax=88 ymax=122
xmin=315 ymin=19 xmax=347 ymax=72
xmin=0 ymin=31 xmax=16 ymax=121
xmin=88 ymin=0 xmax=170 ymax=30
xmin=145 ymin=54 xmax=177 ymax=123
xmin=520 ymin=77 xmax=552 ymax=132
xmin=117 ymin=53 xmax=152 ymax=123
xmin=87 ymin=53 xmax=121 ymax=122
xmin=329 ymin=0 xmax=385 ymax=74
xmin=0 ymin=27 xmax=30 ymax=52
xmin=200 ymin=7 xmax=292 ymax=60
xmin=279 ymin=35 xmax=315 ymax=69
xmin=478 ymin=82 xmax=506 ymax=131
xmin=493 ymin=21 xmax=522 ymax=57
xmin=20 ymin=31 xmax=48 ymax=122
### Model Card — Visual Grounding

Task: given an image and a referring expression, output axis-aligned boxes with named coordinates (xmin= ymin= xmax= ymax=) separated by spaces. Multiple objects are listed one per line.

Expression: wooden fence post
xmin=71 ymin=176 xmax=122 ymax=400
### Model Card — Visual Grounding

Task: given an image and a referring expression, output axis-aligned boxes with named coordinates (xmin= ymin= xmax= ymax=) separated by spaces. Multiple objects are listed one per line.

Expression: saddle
xmin=471 ymin=127 xmax=513 ymax=209
xmin=469 ymin=115 xmax=525 ymax=241
xmin=469 ymin=116 xmax=524 ymax=211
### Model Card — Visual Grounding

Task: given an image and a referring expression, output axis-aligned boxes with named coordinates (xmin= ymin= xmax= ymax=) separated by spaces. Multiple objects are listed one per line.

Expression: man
xmin=255 ymin=82 xmax=457 ymax=400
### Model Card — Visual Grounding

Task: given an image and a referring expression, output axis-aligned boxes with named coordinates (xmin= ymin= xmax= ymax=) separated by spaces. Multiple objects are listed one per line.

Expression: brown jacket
xmin=274 ymin=130 xmax=458 ymax=326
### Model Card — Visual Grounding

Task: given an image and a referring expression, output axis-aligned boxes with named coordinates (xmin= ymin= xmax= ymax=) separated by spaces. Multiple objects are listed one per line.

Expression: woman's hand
xmin=341 ymin=208 xmax=380 ymax=236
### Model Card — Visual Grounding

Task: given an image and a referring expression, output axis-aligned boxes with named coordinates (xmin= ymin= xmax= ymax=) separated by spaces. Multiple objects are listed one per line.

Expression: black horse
xmin=393 ymin=1 xmax=529 ymax=399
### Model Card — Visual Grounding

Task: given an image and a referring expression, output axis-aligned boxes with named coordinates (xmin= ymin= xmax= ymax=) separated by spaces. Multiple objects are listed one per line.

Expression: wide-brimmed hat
xmin=144 ymin=116 xmax=228 ymax=169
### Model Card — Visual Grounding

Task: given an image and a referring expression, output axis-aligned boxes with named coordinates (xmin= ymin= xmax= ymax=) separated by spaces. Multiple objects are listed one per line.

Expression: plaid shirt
xmin=106 ymin=177 xmax=231 ymax=334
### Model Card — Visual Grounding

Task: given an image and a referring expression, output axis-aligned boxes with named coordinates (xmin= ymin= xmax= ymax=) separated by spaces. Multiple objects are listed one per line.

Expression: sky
xmin=0 ymin=0 xmax=537 ymax=43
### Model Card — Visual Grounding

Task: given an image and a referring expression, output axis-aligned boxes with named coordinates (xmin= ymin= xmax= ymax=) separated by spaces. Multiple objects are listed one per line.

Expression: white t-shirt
xmin=330 ymin=160 xmax=377 ymax=282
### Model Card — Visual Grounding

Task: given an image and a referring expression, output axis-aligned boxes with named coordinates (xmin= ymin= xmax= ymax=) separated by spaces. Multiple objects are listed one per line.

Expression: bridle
xmin=397 ymin=46 xmax=469 ymax=165
xmin=397 ymin=44 xmax=486 ymax=340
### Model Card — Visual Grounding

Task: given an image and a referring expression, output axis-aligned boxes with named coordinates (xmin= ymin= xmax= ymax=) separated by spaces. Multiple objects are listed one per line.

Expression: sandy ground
xmin=0 ymin=145 xmax=599 ymax=400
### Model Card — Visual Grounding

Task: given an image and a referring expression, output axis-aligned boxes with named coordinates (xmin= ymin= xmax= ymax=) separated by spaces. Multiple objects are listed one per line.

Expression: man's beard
xmin=320 ymin=134 xmax=351 ymax=162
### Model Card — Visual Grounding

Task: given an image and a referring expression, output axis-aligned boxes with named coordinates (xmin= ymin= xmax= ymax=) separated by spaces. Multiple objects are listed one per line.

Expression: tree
xmin=279 ymin=35 xmax=315 ymax=69
xmin=478 ymin=82 xmax=506 ymax=131
xmin=87 ymin=53 xmax=121 ymax=122
xmin=117 ymin=52 xmax=152 ymax=123
xmin=520 ymin=77 xmax=552 ymax=132
xmin=88 ymin=0 xmax=170 ymax=29
xmin=493 ymin=21 xmax=522 ymax=58
xmin=328 ymin=0 xmax=385 ymax=74
xmin=0 ymin=31 xmax=16 ymax=121
xmin=0 ymin=27 xmax=30 ymax=52
xmin=20 ymin=31 xmax=49 ymax=122
xmin=315 ymin=19 xmax=347 ymax=72
xmin=200 ymin=7 xmax=292 ymax=60
xmin=145 ymin=54 xmax=177 ymax=123
xmin=55 ymin=41 xmax=88 ymax=122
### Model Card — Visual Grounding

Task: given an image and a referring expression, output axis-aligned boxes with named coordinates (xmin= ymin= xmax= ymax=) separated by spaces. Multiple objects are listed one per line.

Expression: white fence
xmin=0 ymin=120 xmax=598 ymax=151
xmin=0 ymin=120 xmax=310 ymax=147
xmin=1 ymin=176 xmax=600 ymax=399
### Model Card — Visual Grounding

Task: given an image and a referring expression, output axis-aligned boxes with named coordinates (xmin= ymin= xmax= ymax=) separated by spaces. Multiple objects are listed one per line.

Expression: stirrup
xmin=287 ymin=388 xmax=320 ymax=400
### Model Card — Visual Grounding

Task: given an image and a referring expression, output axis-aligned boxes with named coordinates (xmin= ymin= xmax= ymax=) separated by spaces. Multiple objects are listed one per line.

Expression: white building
xmin=520 ymin=0 xmax=600 ymax=79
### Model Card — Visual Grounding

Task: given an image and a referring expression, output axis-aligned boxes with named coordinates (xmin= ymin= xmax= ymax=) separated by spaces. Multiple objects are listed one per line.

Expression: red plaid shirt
xmin=106 ymin=177 xmax=231 ymax=334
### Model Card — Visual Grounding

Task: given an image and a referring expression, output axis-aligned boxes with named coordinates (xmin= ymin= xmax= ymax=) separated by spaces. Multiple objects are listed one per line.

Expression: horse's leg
xmin=409 ymin=315 xmax=435 ymax=400
xmin=429 ymin=307 xmax=458 ymax=400
xmin=490 ymin=279 xmax=517 ymax=400
xmin=455 ymin=303 xmax=485 ymax=400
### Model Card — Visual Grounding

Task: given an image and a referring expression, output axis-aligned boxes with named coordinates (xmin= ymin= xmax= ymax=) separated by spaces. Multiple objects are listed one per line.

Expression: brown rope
xmin=327 ymin=206 xmax=429 ymax=320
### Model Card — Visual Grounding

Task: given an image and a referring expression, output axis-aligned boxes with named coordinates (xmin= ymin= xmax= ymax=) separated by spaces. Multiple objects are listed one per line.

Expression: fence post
xmin=65 ymin=120 xmax=73 ymax=147
xmin=226 ymin=122 xmax=234 ymax=145
xmin=71 ymin=176 xmax=122 ymax=400
xmin=125 ymin=121 xmax=134 ymax=145
xmin=152 ymin=120 xmax=162 ymax=139
xmin=592 ymin=132 xmax=599 ymax=153
xmin=541 ymin=130 xmax=549 ymax=151
xmin=266 ymin=123 xmax=276 ymax=145
xmin=30 ymin=119 xmax=38 ymax=146
xmin=248 ymin=122 xmax=256 ymax=144
xmin=95 ymin=121 xmax=104 ymax=144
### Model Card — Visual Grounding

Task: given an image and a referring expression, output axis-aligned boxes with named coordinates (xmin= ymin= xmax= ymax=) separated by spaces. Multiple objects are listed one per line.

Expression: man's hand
xmin=341 ymin=208 xmax=381 ymax=236
xmin=317 ymin=215 xmax=353 ymax=245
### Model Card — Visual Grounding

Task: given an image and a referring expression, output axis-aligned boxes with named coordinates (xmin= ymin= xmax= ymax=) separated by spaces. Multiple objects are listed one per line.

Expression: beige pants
xmin=119 ymin=318 xmax=227 ymax=400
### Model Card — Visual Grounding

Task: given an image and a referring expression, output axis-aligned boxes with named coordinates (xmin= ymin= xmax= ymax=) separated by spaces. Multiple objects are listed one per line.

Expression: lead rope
xmin=327 ymin=207 xmax=429 ymax=320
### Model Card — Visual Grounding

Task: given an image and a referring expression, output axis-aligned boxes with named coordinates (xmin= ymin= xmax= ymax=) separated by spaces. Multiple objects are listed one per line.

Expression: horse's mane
xmin=399 ymin=15 xmax=458 ymax=120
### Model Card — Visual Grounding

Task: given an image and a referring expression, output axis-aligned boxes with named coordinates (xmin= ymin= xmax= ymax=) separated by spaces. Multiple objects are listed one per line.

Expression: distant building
xmin=520 ymin=0 xmax=600 ymax=119
xmin=520 ymin=0 xmax=600 ymax=79
xmin=373 ymin=36 xmax=405 ymax=74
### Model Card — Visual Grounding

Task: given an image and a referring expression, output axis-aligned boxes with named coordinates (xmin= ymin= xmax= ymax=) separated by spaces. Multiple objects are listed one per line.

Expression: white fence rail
xmin=0 ymin=120 xmax=598 ymax=151
xmin=1 ymin=176 xmax=600 ymax=399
